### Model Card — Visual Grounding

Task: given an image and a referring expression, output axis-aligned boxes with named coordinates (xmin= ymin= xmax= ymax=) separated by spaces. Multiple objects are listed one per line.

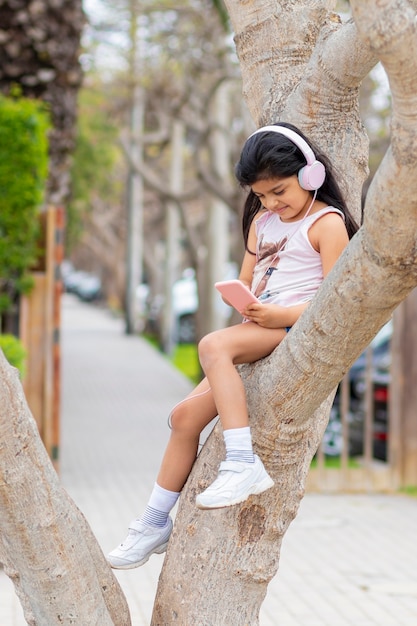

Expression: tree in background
xmin=0 ymin=0 xmax=84 ymax=203
xmin=67 ymin=79 xmax=127 ymax=308
xmin=69 ymin=0 xmax=245 ymax=325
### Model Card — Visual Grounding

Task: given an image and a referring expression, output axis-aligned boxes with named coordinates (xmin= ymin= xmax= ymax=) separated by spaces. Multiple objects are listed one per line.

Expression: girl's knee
xmin=169 ymin=382 xmax=216 ymax=436
xmin=198 ymin=331 xmax=223 ymax=367
xmin=169 ymin=402 xmax=197 ymax=435
xmin=198 ymin=332 xmax=215 ymax=355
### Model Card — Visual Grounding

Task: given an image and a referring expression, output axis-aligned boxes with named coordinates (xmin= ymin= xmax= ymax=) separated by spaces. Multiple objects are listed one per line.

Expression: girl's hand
xmin=242 ymin=300 xmax=309 ymax=328
xmin=242 ymin=302 xmax=285 ymax=328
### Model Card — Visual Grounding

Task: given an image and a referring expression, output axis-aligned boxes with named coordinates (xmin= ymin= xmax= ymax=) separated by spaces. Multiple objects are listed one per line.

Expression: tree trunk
xmin=0 ymin=350 xmax=131 ymax=626
xmin=153 ymin=1 xmax=417 ymax=623
xmin=152 ymin=397 xmax=335 ymax=624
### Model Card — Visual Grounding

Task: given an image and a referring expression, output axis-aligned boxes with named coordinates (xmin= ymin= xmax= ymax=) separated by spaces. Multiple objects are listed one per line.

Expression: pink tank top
xmin=251 ymin=207 xmax=344 ymax=307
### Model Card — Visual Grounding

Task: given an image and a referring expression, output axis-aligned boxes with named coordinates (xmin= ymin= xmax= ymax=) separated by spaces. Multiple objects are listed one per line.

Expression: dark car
xmin=323 ymin=321 xmax=391 ymax=460
xmin=348 ymin=362 xmax=390 ymax=461
xmin=63 ymin=265 xmax=102 ymax=302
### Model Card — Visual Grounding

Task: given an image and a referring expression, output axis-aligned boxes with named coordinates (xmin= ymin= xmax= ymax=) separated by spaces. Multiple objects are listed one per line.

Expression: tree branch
xmin=350 ymin=0 xmax=417 ymax=257
xmin=119 ymin=133 xmax=200 ymax=203
xmin=322 ymin=19 xmax=378 ymax=87
xmin=351 ymin=0 xmax=417 ymax=117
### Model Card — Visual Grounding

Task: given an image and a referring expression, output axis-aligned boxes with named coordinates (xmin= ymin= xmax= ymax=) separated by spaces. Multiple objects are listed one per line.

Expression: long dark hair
xmin=235 ymin=122 xmax=359 ymax=251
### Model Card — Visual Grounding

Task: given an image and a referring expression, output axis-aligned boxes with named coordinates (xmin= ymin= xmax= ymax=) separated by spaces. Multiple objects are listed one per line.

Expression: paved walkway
xmin=2 ymin=294 xmax=417 ymax=625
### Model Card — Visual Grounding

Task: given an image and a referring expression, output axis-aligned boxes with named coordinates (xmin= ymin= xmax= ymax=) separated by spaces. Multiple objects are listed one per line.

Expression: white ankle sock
xmin=139 ymin=483 xmax=180 ymax=528
xmin=223 ymin=426 xmax=254 ymax=463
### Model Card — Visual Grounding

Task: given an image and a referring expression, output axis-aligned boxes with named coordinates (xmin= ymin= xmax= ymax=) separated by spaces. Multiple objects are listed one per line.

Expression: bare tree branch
xmin=119 ymin=133 xmax=200 ymax=202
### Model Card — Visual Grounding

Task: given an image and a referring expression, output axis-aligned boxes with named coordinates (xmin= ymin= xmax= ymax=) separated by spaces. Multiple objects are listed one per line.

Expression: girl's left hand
xmin=242 ymin=302 xmax=285 ymax=328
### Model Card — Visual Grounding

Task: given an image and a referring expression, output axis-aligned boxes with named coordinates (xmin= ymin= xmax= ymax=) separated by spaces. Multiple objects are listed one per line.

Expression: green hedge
xmin=0 ymin=333 xmax=27 ymax=377
xmin=0 ymin=94 xmax=50 ymax=313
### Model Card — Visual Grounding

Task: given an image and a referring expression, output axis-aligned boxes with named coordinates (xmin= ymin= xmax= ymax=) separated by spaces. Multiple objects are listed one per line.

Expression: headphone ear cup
xmin=298 ymin=161 xmax=326 ymax=190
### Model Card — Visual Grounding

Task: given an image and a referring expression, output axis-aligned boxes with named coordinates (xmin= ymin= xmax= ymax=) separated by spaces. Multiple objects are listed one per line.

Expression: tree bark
xmin=0 ymin=351 xmax=131 ymax=626
xmin=152 ymin=1 xmax=417 ymax=623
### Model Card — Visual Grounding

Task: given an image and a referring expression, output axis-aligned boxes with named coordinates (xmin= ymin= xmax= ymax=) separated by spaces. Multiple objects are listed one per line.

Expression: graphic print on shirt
xmin=253 ymin=233 xmax=288 ymax=298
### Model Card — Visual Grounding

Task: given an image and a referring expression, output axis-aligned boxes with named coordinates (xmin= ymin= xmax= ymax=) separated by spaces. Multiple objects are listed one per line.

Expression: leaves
xmin=0 ymin=95 xmax=50 ymax=315
xmin=0 ymin=334 xmax=26 ymax=377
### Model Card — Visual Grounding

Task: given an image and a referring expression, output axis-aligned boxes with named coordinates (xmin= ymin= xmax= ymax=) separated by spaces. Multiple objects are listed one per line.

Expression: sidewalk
xmin=2 ymin=294 xmax=417 ymax=625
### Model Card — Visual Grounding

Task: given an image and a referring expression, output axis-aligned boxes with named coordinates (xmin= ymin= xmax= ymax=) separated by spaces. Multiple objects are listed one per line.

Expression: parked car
xmin=134 ymin=271 xmax=197 ymax=341
xmin=348 ymin=360 xmax=390 ymax=461
xmin=172 ymin=268 xmax=198 ymax=343
xmin=63 ymin=263 xmax=102 ymax=302
xmin=136 ymin=265 xmax=238 ymax=343
xmin=349 ymin=321 xmax=392 ymax=401
xmin=76 ymin=274 xmax=102 ymax=302
xmin=323 ymin=321 xmax=392 ymax=460
xmin=64 ymin=270 xmax=90 ymax=294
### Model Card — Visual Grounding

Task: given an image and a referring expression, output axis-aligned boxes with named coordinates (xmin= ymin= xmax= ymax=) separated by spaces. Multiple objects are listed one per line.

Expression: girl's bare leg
xmin=198 ymin=321 xmax=287 ymax=431
xmin=157 ymin=322 xmax=284 ymax=494
xmin=156 ymin=377 xmax=217 ymax=492
xmin=107 ymin=378 xmax=218 ymax=569
xmin=194 ymin=322 xmax=286 ymax=509
xmin=108 ymin=323 xmax=286 ymax=569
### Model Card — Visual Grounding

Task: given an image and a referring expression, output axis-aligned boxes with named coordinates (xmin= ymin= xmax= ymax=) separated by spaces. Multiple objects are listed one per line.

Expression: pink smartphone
xmin=215 ymin=280 xmax=258 ymax=313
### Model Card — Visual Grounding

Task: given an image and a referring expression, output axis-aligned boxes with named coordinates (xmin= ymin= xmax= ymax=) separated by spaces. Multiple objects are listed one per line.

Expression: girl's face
xmin=251 ymin=175 xmax=313 ymax=222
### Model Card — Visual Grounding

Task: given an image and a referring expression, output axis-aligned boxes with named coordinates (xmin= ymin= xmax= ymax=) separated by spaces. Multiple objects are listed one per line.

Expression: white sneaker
xmin=196 ymin=455 xmax=274 ymax=510
xmin=107 ymin=517 xmax=173 ymax=569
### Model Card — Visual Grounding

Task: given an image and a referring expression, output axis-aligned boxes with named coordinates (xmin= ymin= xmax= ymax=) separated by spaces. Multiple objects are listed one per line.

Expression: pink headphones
xmin=248 ymin=125 xmax=326 ymax=191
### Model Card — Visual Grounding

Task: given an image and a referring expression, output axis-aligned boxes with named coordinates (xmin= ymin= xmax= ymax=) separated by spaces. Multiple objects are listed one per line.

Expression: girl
xmin=107 ymin=122 xmax=359 ymax=569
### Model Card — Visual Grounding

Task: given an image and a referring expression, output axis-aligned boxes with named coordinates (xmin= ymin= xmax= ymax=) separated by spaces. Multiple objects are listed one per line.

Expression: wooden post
xmin=52 ymin=206 xmax=65 ymax=467
xmin=20 ymin=274 xmax=47 ymax=436
xmin=390 ymin=292 xmax=417 ymax=487
xmin=43 ymin=206 xmax=56 ymax=458
xmin=20 ymin=206 xmax=62 ymax=469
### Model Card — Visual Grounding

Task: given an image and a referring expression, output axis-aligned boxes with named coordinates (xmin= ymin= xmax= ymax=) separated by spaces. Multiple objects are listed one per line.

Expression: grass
xmin=399 ymin=485 xmax=417 ymax=498
xmin=142 ymin=334 xmax=201 ymax=384
xmin=170 ymin=343 xmax=201 ymax=383
xmin=310 ymin=456 xmax=361 ymax=469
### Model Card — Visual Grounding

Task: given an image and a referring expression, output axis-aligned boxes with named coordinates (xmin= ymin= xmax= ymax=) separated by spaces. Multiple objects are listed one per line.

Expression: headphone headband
xmin=247 ymin=124 xmax=325 ymax=191
xmin=248 ymin=125 xmax=316 ymax=165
